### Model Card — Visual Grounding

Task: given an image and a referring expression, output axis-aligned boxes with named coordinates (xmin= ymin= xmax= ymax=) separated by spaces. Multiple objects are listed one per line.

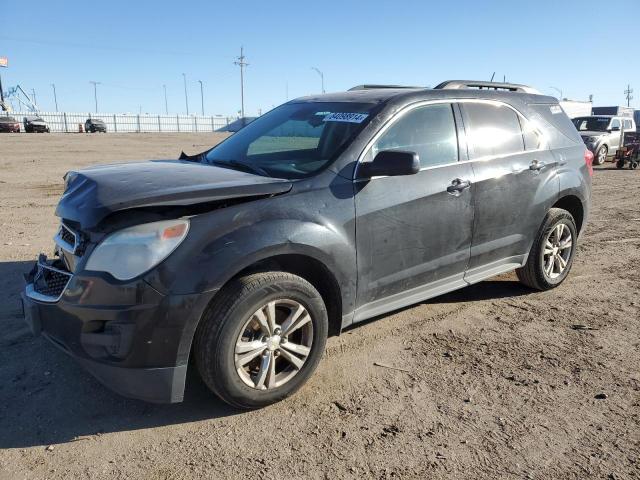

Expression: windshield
xmin=205 ymin=102 xmax=378 ymax=179
xmin=572 ymin=117 xmax=610 ymax=132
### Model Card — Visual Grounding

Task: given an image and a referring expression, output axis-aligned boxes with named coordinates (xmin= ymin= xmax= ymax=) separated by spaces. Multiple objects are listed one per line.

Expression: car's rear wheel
xmin=516 ymin=208 xmax=578 ymax=291
xmin=194 ymin=272 xmax=328 ymax=409
xmin=595 ymin=145 xmax=608 ymax=165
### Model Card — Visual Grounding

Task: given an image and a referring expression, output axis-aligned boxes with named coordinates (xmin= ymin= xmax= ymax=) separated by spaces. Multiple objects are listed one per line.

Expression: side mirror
xmin=358 ymin=150 xmax=420 ymax=178
xmin=610 ymin=126 xmax=620 ymax=132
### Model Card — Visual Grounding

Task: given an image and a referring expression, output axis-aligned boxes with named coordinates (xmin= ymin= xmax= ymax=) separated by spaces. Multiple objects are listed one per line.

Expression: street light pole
xmin=51 ymin=84 xmax=58 ymax=112
xmin=311 ymin=67 xmax=325 ymax=94
xmin=234 ymin=47 xmax=249 ymax=119
xmin=550 ymin=86 xmax=563 ymax=100
xmin=182 ymin=73 xmax=189 ymax=115
xmin=198 ymin=80 xmax=204 ymax=115
xmin=163 ymin=84 xmax=168 ymax=114
xmin=89 ymin=81 xmax=100 ymax=112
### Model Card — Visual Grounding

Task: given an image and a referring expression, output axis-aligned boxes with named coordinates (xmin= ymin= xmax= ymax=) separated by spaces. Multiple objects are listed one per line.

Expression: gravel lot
xmin=0 ymin=133 xmax=638 ymax=479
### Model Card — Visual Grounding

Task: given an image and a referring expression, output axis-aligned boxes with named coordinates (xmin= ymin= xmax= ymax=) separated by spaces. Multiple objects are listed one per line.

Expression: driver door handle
xmin=447 ymin=178 xmax=471 ymax=194
xmin=529 ymin=159 xmax=546 ymax=171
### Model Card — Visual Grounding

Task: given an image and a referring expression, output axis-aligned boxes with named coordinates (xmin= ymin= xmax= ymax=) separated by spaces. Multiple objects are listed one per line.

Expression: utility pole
xmin=31 ymin=88 xmax=37 ymax=107
xmin=624 ymin=84 xmax=633 ymax=107
xmin=51 ymin=84 xmax=58 ymax=111
xmin=234 ymin=47 xmax=249 ymax=118
xmin=182 ymin=73 xmax=189 ymax=115
xmin=163 ymin=84 xmax=168 ymax=114
xmin=198 ymin=80 xmax=204 ymax=115
xmin=311 ymin=67 xmax=325 ymax=93
xmin=0 ymin=72 xmax=4 ymax=109
xmin=89 ymin=81 xmax=100 ymax=112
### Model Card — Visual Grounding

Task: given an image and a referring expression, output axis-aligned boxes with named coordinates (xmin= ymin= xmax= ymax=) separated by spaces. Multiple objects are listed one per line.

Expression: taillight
xmin=584 ymin=149 xmax=594 ymax=176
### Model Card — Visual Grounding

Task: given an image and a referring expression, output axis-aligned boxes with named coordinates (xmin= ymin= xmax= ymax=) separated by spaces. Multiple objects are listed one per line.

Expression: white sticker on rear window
xmin=550 ymin=105 xmax=563 ymax=114
xmin=323 ymin=112 xmax=369 ymax=123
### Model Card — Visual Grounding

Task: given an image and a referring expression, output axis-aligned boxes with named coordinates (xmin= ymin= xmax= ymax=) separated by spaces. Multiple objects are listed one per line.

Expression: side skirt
xmin=346 ymin=254 xmax=527 ymax=327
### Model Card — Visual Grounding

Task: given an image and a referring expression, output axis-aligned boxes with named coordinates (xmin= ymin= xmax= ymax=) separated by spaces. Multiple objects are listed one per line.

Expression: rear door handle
xmin=529 ymin=160 xmax=546 ymax=171
xmin=447 ymin=178 xmax=471 ymax=194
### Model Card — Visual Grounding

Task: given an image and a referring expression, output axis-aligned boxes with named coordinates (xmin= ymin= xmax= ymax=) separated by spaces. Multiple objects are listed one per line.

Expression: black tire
xmin=594 ymin=145 xmax=608 ymax=165
xmin=631 ymin=162 xmax=638 ymax=170
xmin=194 ymin=272 xmax=328 ymax=409
xmin=516 ymin=208 xmax=578 ymax=291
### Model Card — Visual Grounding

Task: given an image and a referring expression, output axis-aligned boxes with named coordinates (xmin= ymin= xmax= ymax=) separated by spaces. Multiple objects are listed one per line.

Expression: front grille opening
xmin=60 ymin=224 xmax=76 ymax=246
xmin=33 ymin=262 xmax=72 ymax=299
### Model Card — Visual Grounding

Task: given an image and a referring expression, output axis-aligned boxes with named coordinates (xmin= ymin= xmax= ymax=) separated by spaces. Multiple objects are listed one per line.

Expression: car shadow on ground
xmin=431 ymin=278 xmax=531 ymax=304
xmin=0 ymin=261 xmax=240 ymax=449
xmin=0 ymin=262 xmax=529 ymax=450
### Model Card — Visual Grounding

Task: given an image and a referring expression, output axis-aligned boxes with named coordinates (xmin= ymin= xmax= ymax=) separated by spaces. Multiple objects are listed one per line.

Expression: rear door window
xmin=623 ymin=119 xmax=633 ymax=130
xmin=462 ymin=102 xmax=525 ymax=159
xmin=371 ymin=103 xmax=458 ymax=168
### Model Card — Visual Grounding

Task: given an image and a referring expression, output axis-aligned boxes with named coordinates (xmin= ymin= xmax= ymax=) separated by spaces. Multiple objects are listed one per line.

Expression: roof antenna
xmin=490 ymin=72 xmax=495 ymax=81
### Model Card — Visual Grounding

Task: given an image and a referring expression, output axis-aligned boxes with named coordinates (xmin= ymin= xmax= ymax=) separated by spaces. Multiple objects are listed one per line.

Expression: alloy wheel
xmin=234 ymin=299 xmax=313 ymax=390
xmin=598 ymin=147 xmax=607 ymax=164
xmin=542 ymin=222 xmax=573 ymax=279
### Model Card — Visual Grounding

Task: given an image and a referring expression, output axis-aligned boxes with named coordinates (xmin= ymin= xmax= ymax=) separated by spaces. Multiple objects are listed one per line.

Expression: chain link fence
xmin=0 ymin=111 xmax=234 ymax=133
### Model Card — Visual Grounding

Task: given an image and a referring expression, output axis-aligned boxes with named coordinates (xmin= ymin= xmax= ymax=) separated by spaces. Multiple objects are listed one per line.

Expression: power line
xmin=234 ymin=46 xmax=249 ymax=118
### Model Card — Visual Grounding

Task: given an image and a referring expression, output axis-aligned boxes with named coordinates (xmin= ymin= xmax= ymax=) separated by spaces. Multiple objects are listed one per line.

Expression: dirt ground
xmin=0 ymin=133 xmax=638 ymax=480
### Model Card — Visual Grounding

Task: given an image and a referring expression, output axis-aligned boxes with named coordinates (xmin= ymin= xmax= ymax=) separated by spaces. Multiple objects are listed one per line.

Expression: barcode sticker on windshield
xmin=323 ymin=112 xmax=369 ymax=123
xmin=550 ymin=105 xmax=563 ymax=114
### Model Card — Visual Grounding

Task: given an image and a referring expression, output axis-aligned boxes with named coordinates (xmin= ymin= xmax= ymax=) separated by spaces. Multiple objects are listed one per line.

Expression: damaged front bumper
xmin=22 ymin=254 xmax=215 ymax=403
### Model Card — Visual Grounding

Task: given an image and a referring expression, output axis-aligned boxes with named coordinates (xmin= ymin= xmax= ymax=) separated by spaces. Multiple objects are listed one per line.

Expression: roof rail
xmin=348 ymin=84 xmax=421 ymax=91
xmin=434 ymin=80 xmax=540 ymax=95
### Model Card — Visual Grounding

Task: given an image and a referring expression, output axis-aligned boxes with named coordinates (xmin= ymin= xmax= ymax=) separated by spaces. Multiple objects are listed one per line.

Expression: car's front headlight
xmin=84 ymin=219 xmax=189 ymax=280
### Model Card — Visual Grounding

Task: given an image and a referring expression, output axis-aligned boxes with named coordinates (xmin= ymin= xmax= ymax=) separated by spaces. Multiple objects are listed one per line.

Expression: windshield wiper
xmin=210 ymin=159 xmax=271 ymax=177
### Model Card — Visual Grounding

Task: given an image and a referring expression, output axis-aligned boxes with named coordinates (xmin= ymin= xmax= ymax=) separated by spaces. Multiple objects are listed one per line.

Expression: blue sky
xmin=1 ymin=0 xmax=639 ymax=115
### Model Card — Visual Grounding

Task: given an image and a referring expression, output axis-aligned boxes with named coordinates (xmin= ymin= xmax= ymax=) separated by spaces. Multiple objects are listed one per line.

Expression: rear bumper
xmin=22 ymin=261 xmax=216 ymax=403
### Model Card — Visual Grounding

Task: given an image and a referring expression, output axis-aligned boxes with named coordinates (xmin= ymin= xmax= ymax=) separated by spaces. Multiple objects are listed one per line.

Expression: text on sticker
xmin=324 ymin=112 xmax=369 ymax=123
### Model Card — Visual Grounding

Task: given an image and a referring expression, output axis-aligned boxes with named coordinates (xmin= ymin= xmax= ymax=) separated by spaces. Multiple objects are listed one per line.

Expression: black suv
xmin=22 ymin=81 xmax=592 ymax=408
xmin=84 ymin=118 xmax=107 ymax=133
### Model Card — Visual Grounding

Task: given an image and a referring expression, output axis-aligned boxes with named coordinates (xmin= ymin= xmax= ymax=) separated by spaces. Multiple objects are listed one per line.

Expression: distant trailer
xmin=560 ymin=100 xmax=592 ymax=119
xmin=591 ymin=106 xmax=634 ymax=118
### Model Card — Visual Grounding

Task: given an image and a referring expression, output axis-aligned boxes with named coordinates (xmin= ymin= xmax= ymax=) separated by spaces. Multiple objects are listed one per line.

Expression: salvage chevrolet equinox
xmin=22 ymin=80 xmax=593 ymax=408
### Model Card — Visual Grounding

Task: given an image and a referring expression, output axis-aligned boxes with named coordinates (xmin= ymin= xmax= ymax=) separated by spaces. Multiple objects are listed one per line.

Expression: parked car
xmin=572 ymin=115 xmax=636 ymax=165
xmin=84 ymin=118 xmax=107 ymax=133
xmin=23 ymin=116 xmax=50 ymax=133
xmin=216 ymin=116 xmax=257 ymax=133
xmin=22 ymin=80 xmax=592 ymax=408
xmin=0 ymin=116 xmax=20 ymax=133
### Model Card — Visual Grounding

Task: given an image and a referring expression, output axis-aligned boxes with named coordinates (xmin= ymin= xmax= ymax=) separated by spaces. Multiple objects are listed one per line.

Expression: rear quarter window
xmin=528 ymin=104 xmax=582 ymax=148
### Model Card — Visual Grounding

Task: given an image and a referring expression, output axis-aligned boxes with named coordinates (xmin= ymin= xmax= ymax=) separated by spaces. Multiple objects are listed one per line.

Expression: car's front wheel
xmin=517 ymin=208 xmax=578 ymax=291
xmin=194 ymin=272 xmax=328 ymax=409
xmin=595 ymin=145 xmax=608 ymax=165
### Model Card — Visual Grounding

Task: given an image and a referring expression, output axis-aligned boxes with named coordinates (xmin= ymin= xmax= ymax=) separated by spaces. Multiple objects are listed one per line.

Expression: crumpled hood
xmin=56 ymin=160 xmax=292 ymax=229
